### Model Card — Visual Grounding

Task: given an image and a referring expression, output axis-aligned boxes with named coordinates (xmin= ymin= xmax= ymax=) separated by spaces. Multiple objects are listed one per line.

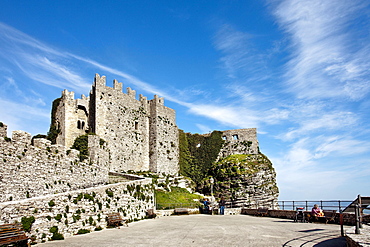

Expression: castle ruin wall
xmin=218 ymin=128 xmax=259 ymax=160
xmin=91 ymin=74 xmax=150 ymax=172
xmin=0 ymin=177 xmax=154 ymax=244
xmin=0 ymin=127 xmax=109 ymax=203
xmin=149 ymin=95 xmax=179 ymax=175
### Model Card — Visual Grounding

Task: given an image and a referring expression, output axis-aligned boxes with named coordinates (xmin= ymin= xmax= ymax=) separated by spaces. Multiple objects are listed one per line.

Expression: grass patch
xmin=155 ymin=187 xmax=202 ymax=210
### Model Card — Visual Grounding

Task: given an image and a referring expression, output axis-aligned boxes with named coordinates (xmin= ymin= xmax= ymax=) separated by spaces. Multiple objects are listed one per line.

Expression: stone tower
xmin=53 ymin=74 xmax=179 ymax=175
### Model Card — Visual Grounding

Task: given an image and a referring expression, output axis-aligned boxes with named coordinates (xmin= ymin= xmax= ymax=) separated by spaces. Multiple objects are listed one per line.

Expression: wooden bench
xmin=107 ymin=213 xmax=127 ymax=227
xmin=255 ymin=207 xmax=269 ymax=217
xmin=146 ymin=209 xmax=157 ymax=219
xmin=174 ymin=208 xmax=189 ymax=215
xmin=0 ymin=223 xmax=30 ymax=247
xmin=322 ymin=210 xmax=337 ymax=224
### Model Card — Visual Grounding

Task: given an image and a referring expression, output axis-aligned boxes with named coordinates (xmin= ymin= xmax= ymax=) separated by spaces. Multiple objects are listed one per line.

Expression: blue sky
xmin=1 ymin=0 xmax=369 ymax=201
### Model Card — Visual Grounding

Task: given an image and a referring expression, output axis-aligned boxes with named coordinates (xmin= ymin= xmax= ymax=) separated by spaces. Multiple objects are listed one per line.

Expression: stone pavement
xmin=36 ymin=214 xmax=349 ymax=247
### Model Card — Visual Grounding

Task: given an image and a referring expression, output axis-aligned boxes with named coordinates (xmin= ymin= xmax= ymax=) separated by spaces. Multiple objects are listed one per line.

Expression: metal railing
xmin=278 ymin=200 xmax=352 ymax=212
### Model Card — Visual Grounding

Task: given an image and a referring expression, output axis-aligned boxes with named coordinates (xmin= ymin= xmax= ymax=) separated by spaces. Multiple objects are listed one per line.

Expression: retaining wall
xmin=0 ymin=177 xmax=154 ymax=244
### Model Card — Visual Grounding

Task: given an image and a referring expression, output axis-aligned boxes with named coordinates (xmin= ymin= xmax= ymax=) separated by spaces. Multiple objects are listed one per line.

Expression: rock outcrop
xmin=210 ymin=154 xmax=279 ymax=209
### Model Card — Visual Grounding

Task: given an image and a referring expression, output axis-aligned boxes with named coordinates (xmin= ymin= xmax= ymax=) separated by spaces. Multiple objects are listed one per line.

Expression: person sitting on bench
xmin=310 ymin=204 xmax=323 ymax=221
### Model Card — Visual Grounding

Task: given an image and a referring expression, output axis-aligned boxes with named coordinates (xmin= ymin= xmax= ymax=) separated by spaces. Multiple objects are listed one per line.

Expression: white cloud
xmin=273 ymin=0 xmax=370 ymax=100
xmin=280 ymin=111 xmax=357 ymax=141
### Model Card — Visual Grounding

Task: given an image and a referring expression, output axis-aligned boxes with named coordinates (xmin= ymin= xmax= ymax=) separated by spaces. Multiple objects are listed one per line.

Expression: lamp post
xmin=210 ymin=177 xmax=214 ymax=197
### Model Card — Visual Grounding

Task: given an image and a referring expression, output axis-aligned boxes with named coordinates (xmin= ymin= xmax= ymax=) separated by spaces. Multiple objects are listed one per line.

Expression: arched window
xmin=77 ymin=120 xmax=81 ymax=129
xmin=232 ymin=134 xmax=239 ymax=140
xmin=82 ymin=121 xmax=85 ymax=130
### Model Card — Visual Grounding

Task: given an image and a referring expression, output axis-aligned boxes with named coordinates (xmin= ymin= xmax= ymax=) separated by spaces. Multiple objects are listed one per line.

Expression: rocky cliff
xmin=210 ymin=154 xmax=279 ymax=209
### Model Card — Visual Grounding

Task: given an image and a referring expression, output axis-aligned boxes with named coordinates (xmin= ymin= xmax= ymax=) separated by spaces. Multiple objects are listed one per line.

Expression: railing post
xmin=292 ymin=201 xmax=295 ymax=210
xmin=355 ymin=204 xmax=360 ymax=234
xmin=358 ymin=194 xmax=363 ymax=228
xmin=340 ymin=210 xmax=344 ymax=237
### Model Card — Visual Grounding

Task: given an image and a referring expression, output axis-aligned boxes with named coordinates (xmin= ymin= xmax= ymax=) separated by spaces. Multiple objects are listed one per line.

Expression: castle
xmin=52 ymin=73 xmax=260 ymax=175
xmin=54 ymin=73 xmax=179 ymax=174
xmin=0 ymin=73 xmax=270 ymax=244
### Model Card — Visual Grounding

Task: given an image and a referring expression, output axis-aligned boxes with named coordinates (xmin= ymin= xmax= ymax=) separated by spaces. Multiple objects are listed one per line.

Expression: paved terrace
xmin=36 ymin=214 xmax=353 ymax=247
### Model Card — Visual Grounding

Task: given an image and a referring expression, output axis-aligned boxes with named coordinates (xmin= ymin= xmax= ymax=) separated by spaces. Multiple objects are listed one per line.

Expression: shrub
xmin=105 ymin=189 xmax=114 ymax=197
xmin=48 ymin=200 xmax=55 ymax=207
xmin=94 ymin=226 xmax=103 ymax=231
xmin=77 ymin=229 xmax=90 ymax=235
xmin=21 ymin=216 xmax=35 ymax=232
xmin=49 ymin=225 xmax=64 ymax=240
xmin=51 ymin=232 xmax=64 ymax=240
xmin=54 ymin=214 xmax=62 ymax=222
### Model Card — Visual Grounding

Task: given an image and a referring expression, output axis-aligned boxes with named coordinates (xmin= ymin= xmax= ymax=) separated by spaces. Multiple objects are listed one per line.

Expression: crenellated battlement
xmin=0 ymin=122 xmax=7 ymax=138
xmin=94 ymin=73 xmax=106 ymax=88
xmin=52 ymin=73 xmax=178 ymax=175
xmin=113 ymin=79 xmax=122 ymax=91
xmin=62 ymin=89 xmax=75 ymax=100
xmin=0 ymin=123 xmax=109 ymax=203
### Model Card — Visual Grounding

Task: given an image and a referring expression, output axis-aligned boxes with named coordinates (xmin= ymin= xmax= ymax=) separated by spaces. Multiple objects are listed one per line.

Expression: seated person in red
xmin=310 ymin=204 xmax=324 ymax=221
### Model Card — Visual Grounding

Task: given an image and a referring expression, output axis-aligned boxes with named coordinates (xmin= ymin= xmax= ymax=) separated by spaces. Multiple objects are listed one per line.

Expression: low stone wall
xmin=242 ymin=208 xmax=370 ymax=225
xmin=0 ymin=178 xmax=154 ymax=244
xmin=0 ymin=130 xmax=109 ymax=203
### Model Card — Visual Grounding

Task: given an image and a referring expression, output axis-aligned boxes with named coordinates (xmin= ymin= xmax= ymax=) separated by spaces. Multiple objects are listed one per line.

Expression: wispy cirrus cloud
xmin=272 ymin=0 xmax=370 ymax=100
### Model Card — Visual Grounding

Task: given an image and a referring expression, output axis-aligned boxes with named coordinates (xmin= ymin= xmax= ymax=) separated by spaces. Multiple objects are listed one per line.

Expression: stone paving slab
xmin=36 ymin=214 xmax=350 ymax=247
xmin=346 ymin=224 xmax=370 ymax=246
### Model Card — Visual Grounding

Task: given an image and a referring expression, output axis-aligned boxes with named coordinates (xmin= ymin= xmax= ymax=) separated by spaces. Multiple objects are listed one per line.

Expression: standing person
xmin=219 ymin=196 xmax=226 ymax=215
xmin=203 ymin=198 xmax=209 ymax=214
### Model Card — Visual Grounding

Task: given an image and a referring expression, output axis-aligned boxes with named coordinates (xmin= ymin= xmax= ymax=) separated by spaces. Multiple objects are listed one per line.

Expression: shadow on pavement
xmin=283 ymin=230 xmax=346 ymax=247
xmin=313 ymin=236 xmax=347 ymax=246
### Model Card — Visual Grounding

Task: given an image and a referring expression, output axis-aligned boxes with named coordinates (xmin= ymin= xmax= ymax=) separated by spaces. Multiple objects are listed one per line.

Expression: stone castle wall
xmin=218 ymin=128 xmax=259 ymax=160
xmin=54 ymin=74 xmax=179 ymax=175
xmin=0 ymin=122 xmax=7 ymax=137
xmin=0 ymin=177 xmax=154 ymax=244
xmin=91 ymin=74 xmax=151 ymax=172
xmin=149 ymin=95 xmax=179 ymax=174
xmin=0 ymin=127 xmax=109 ymax=203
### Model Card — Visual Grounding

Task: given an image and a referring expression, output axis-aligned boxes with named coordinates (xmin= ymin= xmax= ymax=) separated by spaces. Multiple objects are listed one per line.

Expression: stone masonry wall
xmin=149 ymin=95 xmax=179 ymax=175
xmin=0 ymin=122 xmax=7 ymax=137
xmin=0 ymin=178 xmax=154 ymax=244
xmin=218 ymin=128 xmax=259 ymax=160
xmin=0 ymin=128 xmax=109 ymax=203
xmin=92 ymin=74 xmax=150 ymax=172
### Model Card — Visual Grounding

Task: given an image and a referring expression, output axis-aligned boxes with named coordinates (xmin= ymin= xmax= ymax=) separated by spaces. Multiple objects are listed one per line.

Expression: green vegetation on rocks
xmin=210 ymin=154 xmax=279 ymax=201
xmin=21 ymin=216 xmax=35 ymax=232
xmin=155 ymin=187 xmax=202 ymax=209
xmin=178 ymin=129 xmax=224 ymax=188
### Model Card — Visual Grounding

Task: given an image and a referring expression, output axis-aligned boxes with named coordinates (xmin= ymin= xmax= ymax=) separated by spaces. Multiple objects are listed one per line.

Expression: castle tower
xmin=89 ymin=74 xmax=150 ymax=172
xmin=149 ymin=95 xmax=179 ymax=175
xmin=54 ymin=90 xmax=89 ymax=148
xmin=53 ymin=74 xmax=179 ymax=175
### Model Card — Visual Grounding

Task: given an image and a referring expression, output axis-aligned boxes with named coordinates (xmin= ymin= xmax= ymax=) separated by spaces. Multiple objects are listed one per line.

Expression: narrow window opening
xmin=232 ymin=134 xmax=239 ymax=140
xmin=135 ymin=121 xmax=138 ymax=130
xmin=77 ymin=120 xmax=81 ymax=129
